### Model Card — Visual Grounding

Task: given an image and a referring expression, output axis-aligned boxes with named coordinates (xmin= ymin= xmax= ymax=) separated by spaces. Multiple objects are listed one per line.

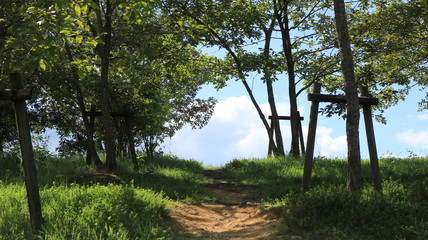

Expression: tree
xmin=350 ymin=0 xmax=428 ymax=113
xmin=273 ymin=0 xmax=300 ymax=156
xmin=108 ymin=9 xmax=223 ymax=154
xmin=164 ymin=0 xmax=287 ymax=156
xmin=333 ymin=0 xmax=362 ymax=192
xmin=295 ymin=0 xmax=427 ymax=123
xmin=163 ymin=0 xmax=334 ymax=156
xmin=20 ymin=0 xmax=224 ymax=166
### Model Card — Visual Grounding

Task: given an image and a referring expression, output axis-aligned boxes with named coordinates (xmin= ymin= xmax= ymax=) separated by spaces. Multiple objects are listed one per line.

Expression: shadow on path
xmin=168 ymin=169 xmax=292 ymax=240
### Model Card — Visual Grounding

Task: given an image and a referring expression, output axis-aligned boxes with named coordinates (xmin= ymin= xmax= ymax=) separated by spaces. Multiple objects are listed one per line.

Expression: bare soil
xmin=168 ymin=169 xmax=291 ymax=240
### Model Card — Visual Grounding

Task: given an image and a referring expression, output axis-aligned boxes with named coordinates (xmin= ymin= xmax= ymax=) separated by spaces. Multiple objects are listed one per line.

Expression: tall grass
xmin=2 ymin=152 xmax=427 ymax=239
xmin=0 ymin=182 xmax=172 ymax=239
xmin=0 ymin=153 xmax=211 ymax=239
xmin=220 ymin=156 xmax=428 ymax=239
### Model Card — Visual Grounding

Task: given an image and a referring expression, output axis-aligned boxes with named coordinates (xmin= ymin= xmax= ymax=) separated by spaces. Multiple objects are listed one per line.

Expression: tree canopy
xmin=0 ymin=0 xmax=426 ymax=172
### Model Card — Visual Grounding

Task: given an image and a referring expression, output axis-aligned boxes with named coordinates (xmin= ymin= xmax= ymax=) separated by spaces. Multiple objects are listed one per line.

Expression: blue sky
xmin=43 ymin=39 xmax=428 ymax=167
xmin=161 ymin=30 xmax=428 ymax=166
xmin=164 ymin=75 xmax=428 ymax=167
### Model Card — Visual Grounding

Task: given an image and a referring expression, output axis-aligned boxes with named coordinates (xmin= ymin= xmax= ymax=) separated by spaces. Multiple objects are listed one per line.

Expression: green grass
xmin=2 ymin=152 xmax=427 ymax=239
xmin=219 ymin=156 xmax=428 ymax=239
xmin=0 ymin=153 xmax=212 ymax=239
xmin=0 ymin=182 xmax=172 ymax=239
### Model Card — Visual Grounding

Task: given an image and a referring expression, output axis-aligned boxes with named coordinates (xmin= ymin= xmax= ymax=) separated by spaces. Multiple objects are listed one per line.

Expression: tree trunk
xmin=178 ymin=5 xmax=279 ymax=156
xmin=95 ymin=0 xmax=117 ymax=171
xmin=274 ymin=0 xmax=300 ymax=157
xmin=124 ymin=115 xmax=139 ymax=171
xmin=241 ymin=79 xmax=279 ymax=154
xmin=264 ymin=19 xmax=285 ymax=156
xmin=333 ymin=0 xmax=362 ymax=193
xmin=221 ymin=42 xmax=279 ymax=156
xmin=64 ymin=42 xmax=103 ymax=169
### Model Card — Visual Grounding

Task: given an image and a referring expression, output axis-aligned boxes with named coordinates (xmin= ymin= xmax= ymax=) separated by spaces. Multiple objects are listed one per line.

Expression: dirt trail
xmin=168 ymin=169 xmax=287 ymax=240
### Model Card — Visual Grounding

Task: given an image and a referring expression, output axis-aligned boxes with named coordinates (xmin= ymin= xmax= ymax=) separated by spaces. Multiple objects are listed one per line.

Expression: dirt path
xmin=168 ymin=169 xmax=287 ymax=240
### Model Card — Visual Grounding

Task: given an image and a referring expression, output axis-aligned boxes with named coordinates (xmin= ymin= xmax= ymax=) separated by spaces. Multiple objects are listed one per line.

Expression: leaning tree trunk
xmin=177 ymin=4 xmax=279 ymax=156
xmin=264 ymin=19 xmax=285 ymax=156
xmin=333 ymin=0 xmax=362 ymax=193
xmin=64 ymin=42 xmax=104 ymax=169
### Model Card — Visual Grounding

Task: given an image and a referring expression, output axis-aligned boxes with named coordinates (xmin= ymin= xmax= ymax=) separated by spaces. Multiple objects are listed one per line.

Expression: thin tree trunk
xmin=64 ymin=42 xmax=103 ymax=169
xmin=124 ymin=115 xmax=139 ymax=171
xmin=274 ymin=0 xmax=300 ymax=157
xmin=264 ymin=19 xmax=285 ymax=156
xmin=333 ymin=0 xmax=362 ymax=193
xmin=179 ymin=7 xmax=279 ymax=155
xmin=95 ymin=0 xmax=116 ymax=171
xmin=241 ymin=79 xmax=279 ymax=154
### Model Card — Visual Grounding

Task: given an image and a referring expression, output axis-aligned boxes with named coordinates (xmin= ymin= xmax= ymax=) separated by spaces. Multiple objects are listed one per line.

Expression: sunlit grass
xmin=220 ymin=156 xmax=428 ymax=239
xmin=0 ymin=182 xmax=172 ymax=239
xmin=2 ymin=152 xmax=427 ymax=239
xmin=0 ymin=153 xmax=212 ymax=239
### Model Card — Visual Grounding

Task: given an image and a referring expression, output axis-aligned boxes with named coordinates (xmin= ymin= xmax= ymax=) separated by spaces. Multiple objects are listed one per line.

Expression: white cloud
xmin=396 ymin=129 xmax=428 ymax=149
xmin=165 ymin=95 xmax=349 ymax=166
xmin=233 ymin=126 xmax=268 ymax=157
xmin=212 ymin=95 xmax=252 ymax=122
xmin=314 ymin=126 xmax=347 ymax=158
xmin=417 ymin=112 xmax=428 ymax=121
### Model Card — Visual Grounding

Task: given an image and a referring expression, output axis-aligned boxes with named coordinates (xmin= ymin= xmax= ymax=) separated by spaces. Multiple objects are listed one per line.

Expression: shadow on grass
xmin=65 ymin=154 xmax=214 ymax=201
xmin=0 ymin=153 xmax=214 ymax=202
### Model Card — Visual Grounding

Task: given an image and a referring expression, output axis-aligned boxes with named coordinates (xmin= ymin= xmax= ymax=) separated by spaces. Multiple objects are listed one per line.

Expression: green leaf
xmin=81 ymin=4 xmax=88 ymax=15
xmin=86 ymin=40 xmax=98 ymax=47
xmin=76 ymin=36 xmax=83 ymax=44
xmin=76 ymin=20 xmax=84 ymax=29
xmin=75 ymin=4 xmax=81 ymax=17
xmin=39 ymin=59 xmax=47 ymax=71
xmin=60 ymin=29 xmax=71 ymax=35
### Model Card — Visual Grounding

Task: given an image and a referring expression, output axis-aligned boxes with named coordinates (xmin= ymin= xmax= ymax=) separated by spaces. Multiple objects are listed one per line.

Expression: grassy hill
xmin=0 ymin=153 xmax=427 ymax=239
xmin=220 ymin=157 xmax=428 ymax=239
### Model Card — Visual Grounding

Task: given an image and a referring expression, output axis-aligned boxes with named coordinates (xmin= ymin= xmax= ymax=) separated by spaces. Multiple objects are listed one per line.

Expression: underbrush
xmin=0 ymin=153 xmax=211 ymax=239
xmin=220 ymin=156 xmax=428 ymax=239
xmin=0 ymin=182 xmax=172 ymax=239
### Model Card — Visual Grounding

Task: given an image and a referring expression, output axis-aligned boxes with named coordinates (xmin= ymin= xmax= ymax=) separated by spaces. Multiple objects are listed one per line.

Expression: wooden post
xmin=297 ymin=111 xmax=305 ymax=155
xmin=303 ymin=83 xmax=321 ymax=192
xmin=10 ymin=73 xmax=43 ymax=230
xmin=268 ymin=118 xmax=274 ymax=156
xmin=268 ymin=115 xmax=305 ymax=156
xmin=361 ymin=86 xmax=382 ymax=191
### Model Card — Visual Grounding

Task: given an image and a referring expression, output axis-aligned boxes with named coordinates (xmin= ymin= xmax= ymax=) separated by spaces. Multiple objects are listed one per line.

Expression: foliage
xmin=2 ymin=152 xmax=428 ymax=239
xmin=0 ymin=0 xmax=227 ymax=163
xmin=295 ymin=0 xmax=428 ymax=121
xmin=0 ymin=153 xmax=214 ymax=239
xmin=0 ymin=153 xmax=22 ymax=183
xmin=220 ymin=156 xmax=428 ymax=239
xmin=0 ymin=182 xmax=172 ymax=239
xmin=351 ymin=0 xmax=428 ymax=111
